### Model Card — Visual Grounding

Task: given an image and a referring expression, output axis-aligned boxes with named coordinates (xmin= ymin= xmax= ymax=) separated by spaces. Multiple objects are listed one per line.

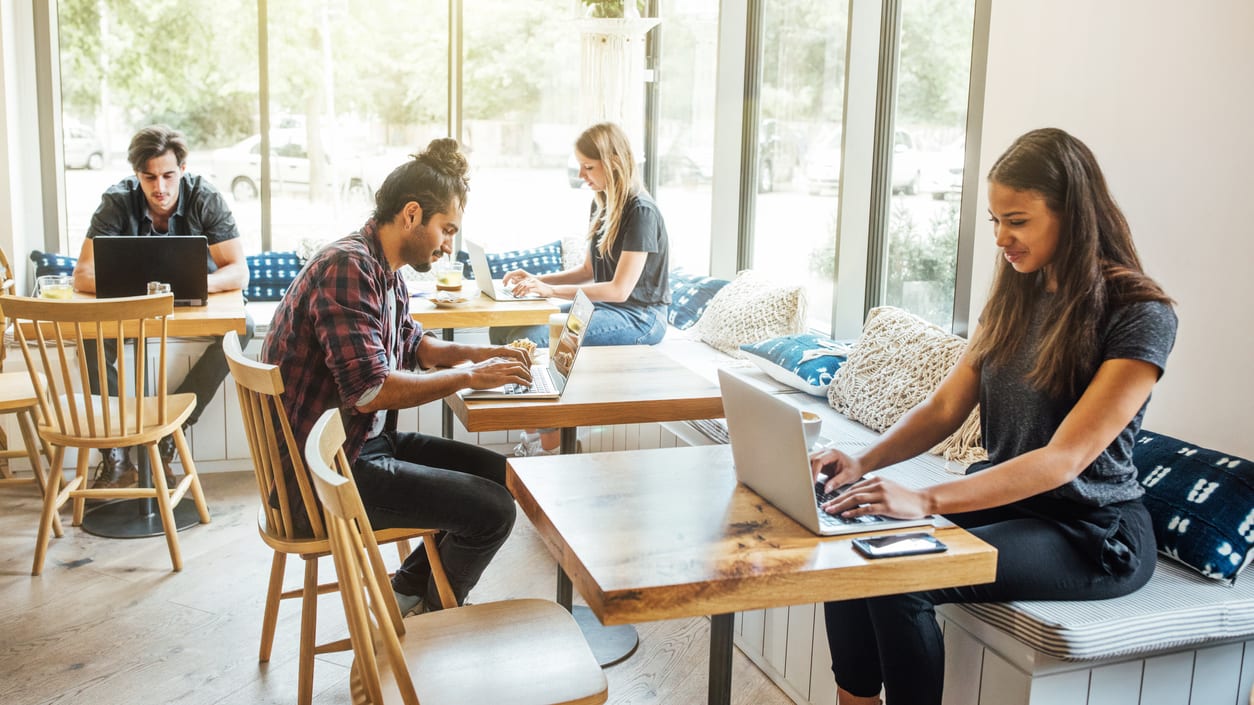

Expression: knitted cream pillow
xmin=696 ymin=270 xmax=806 ymax=357
xmin=827 ymin=306 xmax=987 ymax=464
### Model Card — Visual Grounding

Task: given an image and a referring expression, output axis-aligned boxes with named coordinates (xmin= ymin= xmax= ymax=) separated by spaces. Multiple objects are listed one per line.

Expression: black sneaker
xmin=90 ymin=447 xmax=137 ymax=490
xmin=157 ymin=429 xmax=183 ymax=488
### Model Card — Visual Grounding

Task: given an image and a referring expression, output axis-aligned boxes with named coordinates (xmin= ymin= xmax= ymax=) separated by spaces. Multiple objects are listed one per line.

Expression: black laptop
xmin=93 ymin=235 xmax=210 ymax=307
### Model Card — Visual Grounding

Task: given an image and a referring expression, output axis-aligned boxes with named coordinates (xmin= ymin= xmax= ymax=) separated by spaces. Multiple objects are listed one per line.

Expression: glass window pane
xmin=460 ymin=0 xmax=582 ymax=256
xmin=57 ymin=0 xmax=259 ymax=255
xmin=752 ymin=0 xmax=849 ymax=333
xmin=259 ymin=0 xmax=447 ymax=255
xmin=654 ymin=0 xmax=719 ymax=275
xmin=883 ymin=0 xmax=976 ymax=329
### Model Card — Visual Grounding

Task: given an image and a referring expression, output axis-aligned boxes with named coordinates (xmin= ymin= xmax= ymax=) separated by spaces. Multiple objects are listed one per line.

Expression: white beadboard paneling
xmin=942 ymin=620 xmax=985 ymax=705
xmin=763 ymin=606 xmax=789 ymax=672
xmin=638 ymin=422 xmax=661 ymax=449
xmin=1140 ymin=652 xmax=1195 ymax=705
xmin=810 ymin=606 xmax=838 ymax=705
xmin=612 ymin=423 xmax=627 ymax=451
xmin=1025 ymin=669 xmax=1089 ymax=705
xmin=624 ymin=423 xmax=640 ymax=452
xmin=418 ymin=399 xmax=440 ymax=435
xmin=478 ymin=430 xmax=508 ymax=446
xmin=1087 ymin=660 xmax=1142 ymax=705
xmin=1192 ymin=643 xmax=1244 ymax=705
xmin=784 ymin=603 xmax=815 ymax=698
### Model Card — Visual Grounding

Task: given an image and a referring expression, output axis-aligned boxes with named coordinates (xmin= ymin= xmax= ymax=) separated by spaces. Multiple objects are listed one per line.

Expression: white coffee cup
xmin=801 ymin=411 xmax=823 ymax=450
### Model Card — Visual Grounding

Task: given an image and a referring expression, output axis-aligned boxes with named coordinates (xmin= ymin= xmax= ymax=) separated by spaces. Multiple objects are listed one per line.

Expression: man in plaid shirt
xmin=263 ymin=139 xmax=532 ymax=615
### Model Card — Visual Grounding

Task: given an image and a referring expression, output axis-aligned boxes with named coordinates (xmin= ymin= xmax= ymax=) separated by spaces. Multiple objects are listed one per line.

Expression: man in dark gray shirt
xmin=72 ymin=125 xmax=253 ymax=489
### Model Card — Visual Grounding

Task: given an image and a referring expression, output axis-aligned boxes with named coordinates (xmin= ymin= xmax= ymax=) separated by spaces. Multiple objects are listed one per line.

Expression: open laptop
xmin=93 ymin=235 xmax=209 ymax=307
xmin=465 ymin=239 xmax=545 ymax=301
xmin=718 ymin=368 xmax=934 ymax=536
xmin=461 ymin=289 xmax=594 ymax=400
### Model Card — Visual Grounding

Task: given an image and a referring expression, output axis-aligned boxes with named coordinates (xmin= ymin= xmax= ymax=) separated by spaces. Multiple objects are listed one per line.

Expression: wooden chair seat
xmin=364 ymin=599 xmax=610 ymax=705
xmin=2 ymin=292 xmax=211 ymax=575
xmin=306 ymin=408 xmax=608 ymax=705
xmin=0 ymin=371 xmax=62 ymax=538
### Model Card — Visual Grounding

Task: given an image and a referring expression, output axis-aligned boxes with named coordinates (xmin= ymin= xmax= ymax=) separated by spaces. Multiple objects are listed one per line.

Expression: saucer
xmin=431 ymin=293 xmax=471 ymax=308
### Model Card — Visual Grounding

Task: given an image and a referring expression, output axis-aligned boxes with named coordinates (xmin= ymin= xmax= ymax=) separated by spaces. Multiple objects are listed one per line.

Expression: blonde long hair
xmin=576 ymin=123 xmax=642 ymax=257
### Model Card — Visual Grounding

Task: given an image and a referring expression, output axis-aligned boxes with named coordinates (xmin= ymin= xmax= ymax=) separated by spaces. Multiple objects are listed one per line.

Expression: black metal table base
xmin=81 ymin=498 xmax=203 ymax=538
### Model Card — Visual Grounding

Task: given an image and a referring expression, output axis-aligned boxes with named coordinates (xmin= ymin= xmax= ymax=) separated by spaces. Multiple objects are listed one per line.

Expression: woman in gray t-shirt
xmin=494 ymin=122 xmax=672 ymax=454
xmin=814 ymin=128 xmax=1177 ymax=705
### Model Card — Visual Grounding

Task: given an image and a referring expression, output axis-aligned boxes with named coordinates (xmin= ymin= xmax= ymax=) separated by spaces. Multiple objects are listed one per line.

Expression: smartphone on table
xmin=852 ymin=532 xmax=947 ymax=559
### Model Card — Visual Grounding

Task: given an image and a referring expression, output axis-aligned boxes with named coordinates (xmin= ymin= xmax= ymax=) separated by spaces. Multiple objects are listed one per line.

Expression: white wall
xmin=970 ymin=1 xmax=1254 ymax=457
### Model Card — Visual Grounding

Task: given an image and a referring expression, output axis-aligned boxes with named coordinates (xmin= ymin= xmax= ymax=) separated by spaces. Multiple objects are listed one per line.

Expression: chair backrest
xmin=0 ymin=246 xmax=15 ymax=369
xmin=223 ymin=330 xmax=326 ymax=539
xmin=1 ymin=293 xmax=174 ymax=443
xmin=306 ymin=407 xmax=418 ymax=705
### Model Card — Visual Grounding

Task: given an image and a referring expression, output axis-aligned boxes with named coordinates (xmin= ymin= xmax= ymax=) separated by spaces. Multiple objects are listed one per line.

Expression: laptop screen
xmin=549 ymin=289 xmax=595 ymax=390
xmin=93 ymin=235 xmax=209 ymax=306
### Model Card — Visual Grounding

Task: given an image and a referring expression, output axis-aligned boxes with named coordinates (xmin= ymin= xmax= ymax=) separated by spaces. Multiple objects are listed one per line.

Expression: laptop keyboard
xmin=503 ymin=368 xmax=556 ymax=395
xmin=814 ymin=482 xmax=888 ymax=528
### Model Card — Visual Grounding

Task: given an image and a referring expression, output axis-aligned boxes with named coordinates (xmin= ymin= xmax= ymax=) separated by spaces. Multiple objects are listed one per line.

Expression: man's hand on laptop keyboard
xmin=465 ymin=356 xmax=533 ymax=390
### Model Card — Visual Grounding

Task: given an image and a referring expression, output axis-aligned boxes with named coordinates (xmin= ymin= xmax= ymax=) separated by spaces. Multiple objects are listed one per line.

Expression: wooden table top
xmin=445 ymin=345 xmax=724 ymax=432
xmin=507 ymin=444 xmax=998 ymax=626
xmin=13 ymin=290 xmax=248 ymax=338
xmin=408 ymin=284 xmax=559 ymax=330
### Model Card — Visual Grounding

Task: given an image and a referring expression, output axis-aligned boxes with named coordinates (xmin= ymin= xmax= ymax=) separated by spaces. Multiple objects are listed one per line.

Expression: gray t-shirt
xmin=976 ymin=297 xmax=1177 ymax=506
xmin=588 ymin=192 xmax=670 ymax=307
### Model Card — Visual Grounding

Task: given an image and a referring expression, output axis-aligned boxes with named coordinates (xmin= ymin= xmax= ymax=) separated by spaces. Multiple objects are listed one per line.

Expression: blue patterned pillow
xmin=1136 ymin=430 xmax=1254 ymax=582
xmin=667 ymin=269 xmax=729 ymax=330
xmin=457 ymin=241 xmax=564 ymax=280
xmin=739 ymin=334 xmax=849 ymax=396
xmin=29 ymin=250 xmax=77 ymax=278
xmin=245 ymin=251 xmax=302 ymax=302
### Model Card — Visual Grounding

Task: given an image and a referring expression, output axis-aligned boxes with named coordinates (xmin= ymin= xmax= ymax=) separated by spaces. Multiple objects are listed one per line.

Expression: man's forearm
xmin=356 ymin=367 xmax=472 ymax=413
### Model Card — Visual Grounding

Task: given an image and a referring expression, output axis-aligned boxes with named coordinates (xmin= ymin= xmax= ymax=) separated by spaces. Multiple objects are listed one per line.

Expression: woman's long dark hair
xmin=968 ymin=128 xmax=1172 ymax=398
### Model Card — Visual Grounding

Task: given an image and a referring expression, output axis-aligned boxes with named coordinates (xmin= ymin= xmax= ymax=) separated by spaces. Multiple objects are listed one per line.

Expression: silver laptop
xmin=718 ymin=369 xmax=934 ymax=536
xmin=461 ymin=289 xmax=594 ymax=400
xmin=93 ymin=235 xmax=209 ymax=307
xmin=465 ymin=239 xmax=545 ymax=301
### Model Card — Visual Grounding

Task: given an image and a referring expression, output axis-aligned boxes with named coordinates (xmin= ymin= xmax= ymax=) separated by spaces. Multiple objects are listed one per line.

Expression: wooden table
xmin=446 ymin=344 xmax=725 ymax=664
xmin=19 ymin=291 xmax=249 ymax=538
xmin=507 ymin=444 xmax=998 ymax=705
xmin=409 ymin=283 xmax=558 ymax=437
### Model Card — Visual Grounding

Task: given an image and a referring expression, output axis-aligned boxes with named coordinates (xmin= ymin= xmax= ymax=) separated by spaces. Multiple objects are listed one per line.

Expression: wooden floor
xmin=0 ymin=470 xmax=795 ymax=705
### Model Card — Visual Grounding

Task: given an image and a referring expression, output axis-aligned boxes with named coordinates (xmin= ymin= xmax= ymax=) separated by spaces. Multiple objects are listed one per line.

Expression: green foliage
xmin=581 ymin=0 xmax=647 ymax=18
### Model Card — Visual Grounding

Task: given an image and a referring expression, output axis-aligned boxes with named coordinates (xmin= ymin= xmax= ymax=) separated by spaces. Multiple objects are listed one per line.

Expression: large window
xmin=881 ymin=0 xmax=976 ymax=328
xmin=751 ymin=0 xmax=848 ymax=330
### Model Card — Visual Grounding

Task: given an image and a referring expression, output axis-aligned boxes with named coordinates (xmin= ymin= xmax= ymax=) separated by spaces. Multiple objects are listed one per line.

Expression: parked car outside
xmin=652 ymin=119 xmax=801 ymax=193
xmin=803 ymin=127 xmax=928 ymax=196
xmin=923 ymin=144 xmax=965 ymax=200
xmin=63 ymin=123 xmax=104 ymax=170
xmin=210 ymin=129 xmax=373 ymax=202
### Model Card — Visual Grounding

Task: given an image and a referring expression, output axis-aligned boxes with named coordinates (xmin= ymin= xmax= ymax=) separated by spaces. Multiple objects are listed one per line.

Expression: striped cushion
xmin=951 ymin=558 xmax=1254 ymax=661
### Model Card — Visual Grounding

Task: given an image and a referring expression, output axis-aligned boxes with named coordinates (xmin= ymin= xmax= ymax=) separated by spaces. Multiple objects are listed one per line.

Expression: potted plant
xmin=580 ymin=0 xmax=646 ymax=18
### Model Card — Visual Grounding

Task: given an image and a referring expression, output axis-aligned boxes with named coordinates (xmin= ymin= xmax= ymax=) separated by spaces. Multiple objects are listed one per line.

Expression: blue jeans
xmin=489 ymin=301 xmax=668 ymax=347
xmin=353 ymin=432 xmax=517 ymax=609
xmin=823 ymin=496 xmax=1155 ymax=705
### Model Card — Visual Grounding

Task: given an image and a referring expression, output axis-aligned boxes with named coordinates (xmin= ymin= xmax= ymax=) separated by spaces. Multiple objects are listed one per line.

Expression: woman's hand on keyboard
xmin=466 ymin=356 xmax=533 ymax=390
xmin=820 ymin=476 xmax=929 ymax=520
xmin=811 ymin=447 xmax=865 ymax=495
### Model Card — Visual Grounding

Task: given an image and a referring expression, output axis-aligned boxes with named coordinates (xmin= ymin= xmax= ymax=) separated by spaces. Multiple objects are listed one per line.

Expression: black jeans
xmin=823 ymin=496 xmax=1156 ymax=705
xmin=83 ymin=313 xmax=256 ymax=427
xmin=353 ymin=432 xmax=517 ymax=609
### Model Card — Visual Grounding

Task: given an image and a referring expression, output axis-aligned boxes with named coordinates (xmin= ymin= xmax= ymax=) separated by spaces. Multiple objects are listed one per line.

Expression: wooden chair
xmin=306 ymin=407 xmax=608 ymax=705
xmin=223 ymin=331 xmax=452 ymax=705
xmin=2 ymin=292 xmax=210 ymax=575
xmin=0 ymin=247 xmax=59 ymax=523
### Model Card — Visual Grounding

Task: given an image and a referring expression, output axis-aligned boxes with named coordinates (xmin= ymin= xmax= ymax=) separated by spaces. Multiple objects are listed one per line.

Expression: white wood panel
xmin=1238 ymin=640 xmax=1254 ymax=705
xmin=624 ymin=423 xmax=640 ymax=452
xmin=1088 ymin=660 xmax=1142 ymax=705
xmin=612 ymin=423 xmax=626 ymax=451
xmin=1025 ymin=669 xmax=1090 ymax=705
xmin=1192 ymin=643 xmax=1244 ymax=705
xmin=418 ymin=399 xmax=440 ymax=434
xmin=638 ymin=421 xmax=661 ymax=449
xmin=810 ymin=605 xmax=838 ymax=705
xmin=1140 ymin=651 xmax=1195 ymax=705
xmin=741 ymin=609 xmax=767 ymax=656
xmin=977 ymin=648 xmax=1031 ymax=705
xmin=784 ymin=603 xmax=816 ymax=698
xmin=942 ymin=620 xmax=985 ymax=705
xmin=763 ymin=606 xmax=789 ymax=669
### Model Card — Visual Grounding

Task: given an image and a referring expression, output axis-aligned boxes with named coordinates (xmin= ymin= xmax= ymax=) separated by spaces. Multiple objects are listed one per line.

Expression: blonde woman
xmin=492 ymin=122 xmax=671 ymax=454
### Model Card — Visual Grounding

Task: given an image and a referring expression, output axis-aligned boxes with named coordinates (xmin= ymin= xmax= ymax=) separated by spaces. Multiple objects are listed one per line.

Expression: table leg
xmin=708 ymin=613 xmax=734 ymax=705
xmin=442 ymin=328 xmax=454 ymax=438
xmin=81 ymin=338 xmax=200 ymax=538
xmin=556 ymin=424 xmax=639 ymax=667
